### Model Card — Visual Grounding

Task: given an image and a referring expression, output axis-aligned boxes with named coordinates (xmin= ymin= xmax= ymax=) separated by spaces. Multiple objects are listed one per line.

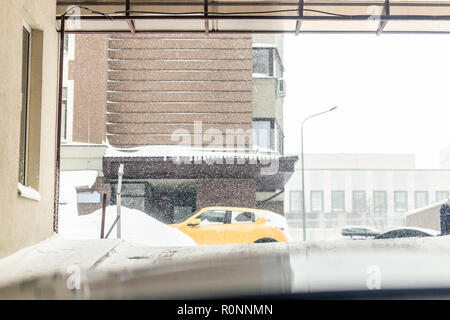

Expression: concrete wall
xmin=0 ymin=0 xmax=58 ymax=258
xmin=61 ymin=143 xmax=107 ymax=175
xmin=406 ymin=199 xmax=449 ymax=230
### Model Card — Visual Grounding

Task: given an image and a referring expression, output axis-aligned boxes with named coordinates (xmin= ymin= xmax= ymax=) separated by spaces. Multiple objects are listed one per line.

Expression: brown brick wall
xmin=107 ymin=33 xmax=253 ymax=148
xmin=69 ymin=34 xmax=108 ymax=144
xmin=196 ymin=179 xmax=256 ymax=209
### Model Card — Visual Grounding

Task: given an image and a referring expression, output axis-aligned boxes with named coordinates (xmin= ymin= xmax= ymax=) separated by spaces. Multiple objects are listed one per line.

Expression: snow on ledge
xmin=18 ymin=183 xmax=41 ymax=201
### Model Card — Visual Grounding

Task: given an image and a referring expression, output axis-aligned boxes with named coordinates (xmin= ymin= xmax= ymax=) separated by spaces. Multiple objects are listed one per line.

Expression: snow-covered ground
xmin=59 ymin=205 xmax=196 ymax=246
xmin=58 ymin=171 xmax=196 ymax=247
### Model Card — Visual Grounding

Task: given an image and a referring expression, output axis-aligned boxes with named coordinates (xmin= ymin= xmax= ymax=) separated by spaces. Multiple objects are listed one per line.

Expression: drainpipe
xmin=53 ymin=15 xmax=65 ymax=232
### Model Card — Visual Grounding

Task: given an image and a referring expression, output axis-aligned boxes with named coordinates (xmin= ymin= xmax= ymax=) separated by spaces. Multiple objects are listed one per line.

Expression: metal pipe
xmin=53 ymin=15 xmax=65 ymax=233
xmin=100 ymin=193 xmax=107 ymax=239
xmin=300 ymin=106 xmax=337 ymax=241
xmin=117 ymin=164 xmax=124 ymax=239
xmin=55 ymin=14 xmax=450 ymax=21
xmin=59 ymin=30 xmax=450 ymax=34
xmin=55 ymin=1 xmax=450 ymax=8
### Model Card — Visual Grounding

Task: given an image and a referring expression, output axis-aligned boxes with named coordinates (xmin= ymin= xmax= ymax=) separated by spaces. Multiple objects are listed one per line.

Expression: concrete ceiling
xmin=56 ymin=1 xmax=450 ymax=34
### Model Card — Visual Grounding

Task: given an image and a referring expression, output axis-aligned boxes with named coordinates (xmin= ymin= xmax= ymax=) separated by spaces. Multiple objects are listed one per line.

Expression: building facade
xmin=284 ymin=154 xmax=450 ymax=240
xmin=61 ymin=33 xmax=296 ymax=223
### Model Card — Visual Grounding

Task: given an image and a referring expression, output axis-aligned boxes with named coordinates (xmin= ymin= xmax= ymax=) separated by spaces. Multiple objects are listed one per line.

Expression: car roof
xmin=382 ymin=227 xmax=440 ymax=236
xmin=200 ymin=206 xmax=268 ymax=213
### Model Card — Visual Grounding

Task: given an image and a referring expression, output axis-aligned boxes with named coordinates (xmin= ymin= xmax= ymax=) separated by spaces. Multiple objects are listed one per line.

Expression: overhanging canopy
xmin=56 ymin=1 xmax=450 ymax=34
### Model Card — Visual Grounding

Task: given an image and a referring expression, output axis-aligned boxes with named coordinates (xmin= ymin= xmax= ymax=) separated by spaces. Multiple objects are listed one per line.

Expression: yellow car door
xmin=179 ymin=210 xmax=227 ymax=245
xmin=223 ymin=211 xmax=257 ymax=244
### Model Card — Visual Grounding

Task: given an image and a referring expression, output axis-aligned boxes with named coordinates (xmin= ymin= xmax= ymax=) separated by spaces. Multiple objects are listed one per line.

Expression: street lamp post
xmin=301 ymin=106 xmax=338 ymax=241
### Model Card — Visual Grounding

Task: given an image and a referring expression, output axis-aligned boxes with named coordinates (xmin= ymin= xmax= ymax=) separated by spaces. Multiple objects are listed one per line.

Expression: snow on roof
xmin=383 ymin=226 xmax=441 ymax=236
xmin=405 ymin=198 xmax=449 ymax=216
xmin=252 ymin=73 xmax=274 ymax=78
xmin=104 ymin=145 xmax=282 ymax=161
xmin=252 ymin=43 xmax=277 ymax=48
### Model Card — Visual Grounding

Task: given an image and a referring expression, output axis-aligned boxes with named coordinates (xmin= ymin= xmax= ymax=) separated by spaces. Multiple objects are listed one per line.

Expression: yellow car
xmin=170 ymin=206 xmax=292 ymax=245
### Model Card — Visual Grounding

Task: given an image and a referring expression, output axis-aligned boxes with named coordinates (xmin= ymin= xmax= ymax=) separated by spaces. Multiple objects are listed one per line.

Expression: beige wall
xmin=61 ymin=144 xmax=107 ymax=175
xmin=0 ymin=0 xmax=58 ymax=258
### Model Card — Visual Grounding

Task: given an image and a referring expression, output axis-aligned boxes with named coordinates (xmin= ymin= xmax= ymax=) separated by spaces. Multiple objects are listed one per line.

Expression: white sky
xmin=283 ymin=34 xmax=450 ymax=169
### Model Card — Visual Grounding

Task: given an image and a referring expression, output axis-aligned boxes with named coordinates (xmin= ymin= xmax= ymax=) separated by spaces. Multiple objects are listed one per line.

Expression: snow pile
xmin=59 ymin=170 xmax=98 ymax=205
xmin=58 ymin=170 xmax=196 ymax=247
xmin=59 ymin=205 xmax=196 ymax=247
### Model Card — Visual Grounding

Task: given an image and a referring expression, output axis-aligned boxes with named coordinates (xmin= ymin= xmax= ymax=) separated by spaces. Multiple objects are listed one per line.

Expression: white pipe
xmin=117 ymin=163 xmax=124 ymax=239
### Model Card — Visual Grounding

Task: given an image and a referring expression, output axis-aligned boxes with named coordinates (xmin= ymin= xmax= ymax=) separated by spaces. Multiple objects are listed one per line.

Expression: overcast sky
xmin=283 ymin=34 xmax=450 ymax=169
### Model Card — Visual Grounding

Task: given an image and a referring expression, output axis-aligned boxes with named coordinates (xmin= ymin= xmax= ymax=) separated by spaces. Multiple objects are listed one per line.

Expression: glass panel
xmin=374 ymin=191 xmax=387 ymax=215
xmin=289 ymin=191 xmax=303 ymax=213
xmin=394 ymin=191 xmax=408 ymax=213
xmin=253 ymin=48 xmax=270 ymax=75
xmin=173 ymin=206 xmax=193 ymax=223
xmin=231 ymin=211 xmax=254 ymax=224
xmin=436 ymin=191 xmax=449 ymax=202
xmin=415 ymin=191 xmax=429 ymax=209
xmin=332 ymin=191 xmax=345 ymax=212
xmin=252 ymin=120 xmax=271 ymax=149
xmin=77 ymin=191 xmax=101 ymax=204
xmin=197 ymin=210 xmax=226 ymax=225
xmin=352 ymin=191 xmax=366 ymax=214
xmin=121 ymin=183 xmax=146 ymax=196
xmin=311 ymin=191 xmax=323 ymax=212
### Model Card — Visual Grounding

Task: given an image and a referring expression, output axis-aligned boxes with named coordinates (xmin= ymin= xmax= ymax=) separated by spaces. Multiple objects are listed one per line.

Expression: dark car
xmin=375 ymin=227 xmax=440 ymax=240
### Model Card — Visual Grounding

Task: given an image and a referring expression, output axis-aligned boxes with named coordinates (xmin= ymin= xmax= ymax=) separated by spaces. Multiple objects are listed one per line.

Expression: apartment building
xmin=61 ymin=33 xmax=297 ymax=222
xmin=0 ymin=0 xmax=58 ymax=258
xmin=284 ymin=154 xmax=450 ymax=240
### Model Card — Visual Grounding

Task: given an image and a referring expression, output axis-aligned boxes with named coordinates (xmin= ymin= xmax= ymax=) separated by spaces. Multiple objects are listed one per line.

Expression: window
xmin=252 ymin=120 xmax=271 ymax=149
xmin=231 ymin=211 xmax=255 ymax=224
xmin=77 ymin=191 xmax=101 ymax=204
xmin=332 ymin=191 xmax=345 ymax=212
xmin=373 ymin=191 xmax=387 ymax=215
xmin=110 ymin=183 xmax=147 ymax=213
xmin=197 ymin=210 xmax=226 ymax=225
xmin=415 ymin=191 xmax=429 ymax=209
xmin=253 ymin=48 xmax=271 ymax=75
xmin=18 ymin=24 xmax=43 ymax=191
xmin=289 ymin=191 xmax=303 ymax=213
xmin=18 ymin=25 xmax=31 ymax=185
xmin=311 ymin=191 xmax=324 ymax=212
xmin=64 ymin=34 xmax=69 ymax=53
xmin=436 ymin=191 xmax=449 ymax=202
xmin=253 ymin=47 xmax=284 ymax=78
xmin=61 ymin=87 xmax=68 ymax=140
xmin=394 ymin=191 xmax=408 ymax=213
xmin=352 ymin=191 xmax=366 ymax=214
xmin=253 ymin=119 xmax=283 ymax=153
xmin=274 ymin=121 xmax=284 ymax=154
